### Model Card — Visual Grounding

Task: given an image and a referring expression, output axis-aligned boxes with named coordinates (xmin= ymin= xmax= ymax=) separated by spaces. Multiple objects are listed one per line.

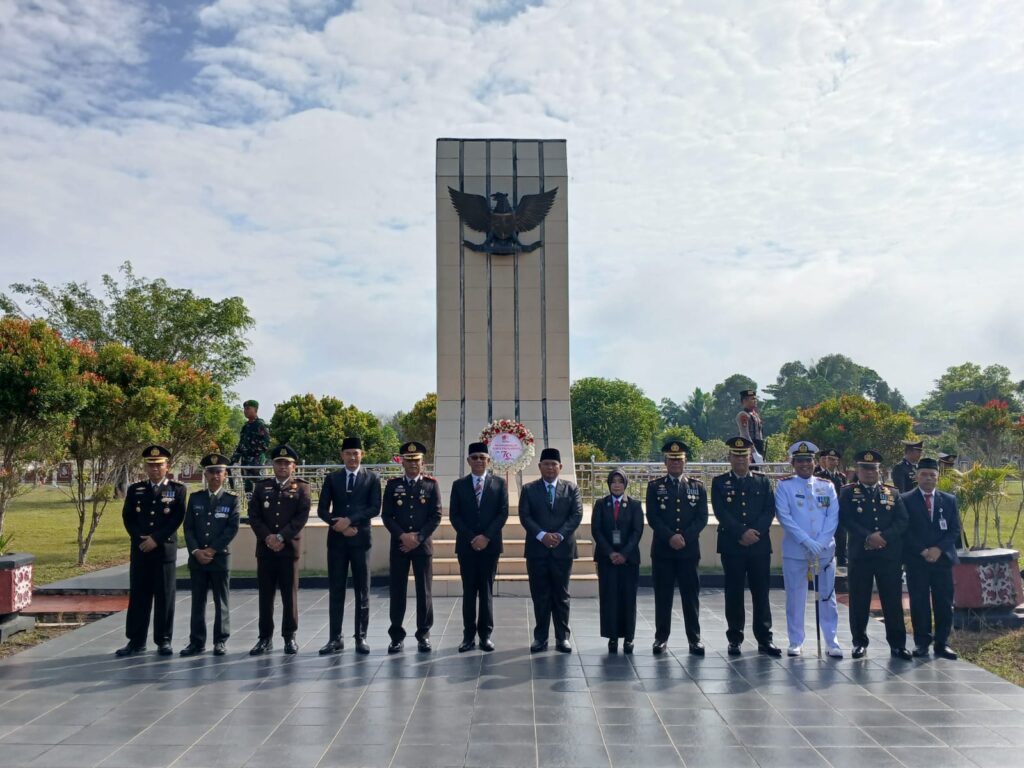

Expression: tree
xmin=706 ymin=374 xmax=757 ymax=439
xmin=658 ymin=398 xmax=686 ymax=428
xmin=785 ymin=394 xmax=916 ymax=466
xmin=2 ymin=261 xmax=255 ymax=390
xmin=955 ymin=400 xmax=1013 ymax=465
xmin=654 ymin=426 xmax=704 ymax=462
xmin=659 ymin=389 xmax=712 ymax=440
xmin=763 ymin=433 xmax=790 ymax=463
xmin=573 ymin=442 xmax=608 ymax=463
xmin=270 ymin=394 xmax=399 ymax=465
xmin=570 ymin=377 xmax=660 ymax=461
xmin=396 ymin=393 xmax=437 ymax=460
xmin=916 ymin=363 xmax=1024 ymax=435
xmin=0 ymin=318 xmax=88 ymax=537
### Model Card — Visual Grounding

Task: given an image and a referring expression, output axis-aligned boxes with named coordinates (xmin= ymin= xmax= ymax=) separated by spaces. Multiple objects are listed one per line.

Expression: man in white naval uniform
xmin=774 ymin=441 xmax=842 ymax=657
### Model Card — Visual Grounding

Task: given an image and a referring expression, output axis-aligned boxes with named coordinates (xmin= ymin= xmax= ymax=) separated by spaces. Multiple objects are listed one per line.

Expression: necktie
xmin=613 ymin=498 xmax=620 ymax=522
xmin=547 ymin=483 xmax=555 ymax=508
xmin=925 ymin=492 xmax=933 ymax=522
xmin=474 ymin=476 xmax=483 ymax=507
xmin=347 ymin=472 xmax=355 ymax=492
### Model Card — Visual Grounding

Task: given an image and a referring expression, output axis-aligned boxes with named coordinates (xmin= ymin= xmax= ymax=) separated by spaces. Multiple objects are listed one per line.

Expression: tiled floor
xmin=0 ymin=588 xmax=1021 ymax=767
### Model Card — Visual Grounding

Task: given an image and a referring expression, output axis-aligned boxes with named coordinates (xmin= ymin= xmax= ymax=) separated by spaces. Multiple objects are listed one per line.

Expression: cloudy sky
xmin=2 ymin=0 xmax=1022 ymax=416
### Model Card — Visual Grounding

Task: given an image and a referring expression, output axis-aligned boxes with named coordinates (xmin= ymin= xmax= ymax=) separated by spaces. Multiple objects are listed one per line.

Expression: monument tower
xmin=433 ymin=139 xmax=575 ymax=504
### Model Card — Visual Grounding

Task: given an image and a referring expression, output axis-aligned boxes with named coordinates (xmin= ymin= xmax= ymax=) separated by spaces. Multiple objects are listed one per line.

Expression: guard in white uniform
xmin=774 ymin=441 xmax=842 ymax=657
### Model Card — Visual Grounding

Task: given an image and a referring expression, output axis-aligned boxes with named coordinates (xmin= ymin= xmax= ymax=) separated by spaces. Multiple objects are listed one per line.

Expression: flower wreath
xmin=479 ymin=419 xmax=536 ymax=474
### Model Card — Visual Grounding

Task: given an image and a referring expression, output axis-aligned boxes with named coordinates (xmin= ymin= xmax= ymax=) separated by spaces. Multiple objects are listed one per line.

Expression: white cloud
xmin=1 ymin=0 xmax=1022 ymax=417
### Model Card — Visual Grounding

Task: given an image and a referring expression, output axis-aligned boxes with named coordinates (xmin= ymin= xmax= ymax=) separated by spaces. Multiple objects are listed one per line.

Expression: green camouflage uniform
xmin=231 ymin=418 xmax=271 ymax=493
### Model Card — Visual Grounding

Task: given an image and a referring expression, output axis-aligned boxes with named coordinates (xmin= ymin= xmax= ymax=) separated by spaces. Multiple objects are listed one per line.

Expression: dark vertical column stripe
xmin=538 ymin=140 xmax=549 ymax=446
xmin=458 ymin=141 xmax=466 ymax=456
xmin=512 ymin=140 xmax=520 ymax=422
xmin=486 ymin=140 xmax=493 ymax=422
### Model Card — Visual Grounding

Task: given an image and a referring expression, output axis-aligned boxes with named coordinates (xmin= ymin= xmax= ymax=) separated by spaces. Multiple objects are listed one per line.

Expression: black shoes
xmin=115 ymin=643 xmax=145 ymax=657
xmin=480 ymin=638 xmax=495 ymax=652
xmin=213 ymin=642 xmax=226 ymax=656
xmin=608 ymin=640 xmax=618 ymax=653
xmin=156 ymin=642 xmax=174 ymax=656
xmin=934 ymin=645 xmax=959 ymax=660
xmin=912 ymin=646 xmax=931 ymax=658
xmin=283 ymin=637 xmax=299 ymax=655
xmin=623 ymin=640 xmax=634 ymax=655
xmin=727 ymin=643 xmax=741 ymax=656
xmin=179 ymin=643 xmax=204 ymax=657
xmin=418 ymin=638 xmax=432 ymax=653
xmin=758 ymin=643 xmax=782 ymax=658
xmin=388 ymin=641 xmax=404 ymax=654
xmin=890 ymin=647 xmax=913 ymax=661
xmin=852 ymin=646 xmax=866 ymax=659
xmin=652 ymin=640 xmax=667 ymax=655
xmin=458 ymin=639 xmax=477 ymax=653
xmin=554 ymin=640 xmax=572 ymax=653
xmin=530 ymin=640 xmax=548 ymax=653
xmin=319 ymin=639 xmax=343 ymax=655
xmin=355 ymin=638 xmax=371 ymax=655
xmin=689 ymin=641 xmax=705 ymax=656
xmin=249 ymin=638 xmax=272 ymax=656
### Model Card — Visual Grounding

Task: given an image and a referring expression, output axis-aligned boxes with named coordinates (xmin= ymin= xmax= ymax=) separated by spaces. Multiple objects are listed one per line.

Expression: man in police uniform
xmin=382 ymin=441 xmax=441 ymax=653
xmin=230 ymin=399 xmax=271 ymax=493
xmin=839 ymin=449 xmax=911 ymax=659
xmin=903 ymin=458 xmax=961 ymax=659
xmin=646 ymin=440 xmax=709 ymax=655
xmin=891 ymin=439 xmax=923 ymax=493
xmin=180 ymin=453 xmax=240 ymax=657
xmin=938 ymin=453 xmax=958 ymax=472
xmin=736 ymin=389 xmax=766 ymax=462
xmin=814 ymin=449 xmax=849 ymax=567
xmin=775 ymin=441 xmax=842 ymax=657
xmin=317 ymin=436 xmax=380 ymax=655
xmin=248 ymin=445 xmax=310 ymax=655
xmin=711 ymin=437 xmax=780 ymax=656
xmin=117 ymin=445 xmax=186 ymax=657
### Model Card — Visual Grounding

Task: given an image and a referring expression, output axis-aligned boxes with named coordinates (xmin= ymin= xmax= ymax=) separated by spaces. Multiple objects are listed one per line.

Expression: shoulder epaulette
xmin=293 ymin=477 xmax=309 ymax=484
xmin=687 ymin=477 xmax=704 ymax=486
xmin=841 ymin=482 xmax=856 ymax=489
xmin=168 ymin=479 xmax=186 ymax=487
xmin=777 ymin=474 xmax=797 ymax=481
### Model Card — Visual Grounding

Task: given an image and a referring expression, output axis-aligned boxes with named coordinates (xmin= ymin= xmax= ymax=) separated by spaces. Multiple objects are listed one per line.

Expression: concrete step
xmin=425 ymin=517 xmax=593 ymax=541
xmin=429 ymin=538 xmax=594 ymax=558
xmin=431 ymin=556 xmax=598 ymax=576
xmin=413 ymin=572 xmax=599 ymax=598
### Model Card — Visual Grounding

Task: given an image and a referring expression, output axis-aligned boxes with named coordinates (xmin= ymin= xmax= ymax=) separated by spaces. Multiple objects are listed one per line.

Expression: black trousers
xmin=905 ymin=560 xmax=954 ymax=648
xmin=188 ymin=566 xmax=230 ymax=645
xmin=721 ymin=549 xmax=773 ymax=646
xmin=652 ymin=556 xmax=701 ymax=644
xmin=457 ymin=549 xmax=499 ymax=641
xmin=834 ymin=522 xmax=849 ymax=566
xmin=126 ymin=551 xmax=176 ymax=646
xmin=256 ymin=556 xmax=299 ymax=640
xmin=596 ymin=559 xmax=639 ymax=640
xmin=847 ymin=557 xmax=906 ymax=649
xmin=327 ymin=545 xmax=370 ymax=640
xmin=527 ymin=557 xmax=572 ymax=643
xmin=389 ymin=551 xmax=433 ymax=642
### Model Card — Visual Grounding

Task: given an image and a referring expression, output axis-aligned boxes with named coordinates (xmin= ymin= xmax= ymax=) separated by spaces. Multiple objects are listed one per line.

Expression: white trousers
xmin=782 ymin=555 xmax=839 ymax=648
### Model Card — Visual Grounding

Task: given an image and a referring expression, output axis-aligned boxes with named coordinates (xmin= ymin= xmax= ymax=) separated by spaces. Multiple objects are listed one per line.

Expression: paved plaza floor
xmin=1 ymin=588 xmax=1022 ymax=767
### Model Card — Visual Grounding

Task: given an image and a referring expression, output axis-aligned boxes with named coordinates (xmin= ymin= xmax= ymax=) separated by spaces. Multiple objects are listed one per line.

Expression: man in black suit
xmin=449 ymin=442 xmax=509 ymax=652
xmin=382 ymin=441 xmax=442 ymax=653
xmin=520 ymin=447 xmax=583 ymax=653
xmin=891 ymin=439 xmax=923 ymax=493
xmin=117 ymin=445 xmax=186 ymax=657
xmin=711 ymin=437 xmax=780 ymax=657
xmin=181 ymin=453 xmax=240 ymax=657
xmin=903 ymin=458 xmax=961 ymax=660
xmin=646 ymin=440 xmax=709 ymax=655
xmin=317 ymin=437 xmax=381 ymax=655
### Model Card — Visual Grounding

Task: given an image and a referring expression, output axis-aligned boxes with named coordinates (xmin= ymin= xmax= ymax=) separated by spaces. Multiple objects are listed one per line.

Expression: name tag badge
xmin=939 ymin=517 xmax=948 ymax=530
xmin=215 ymin=512 xmax=228 ymax=519
xmin=612 ymin=530 xmax=623 ymax=546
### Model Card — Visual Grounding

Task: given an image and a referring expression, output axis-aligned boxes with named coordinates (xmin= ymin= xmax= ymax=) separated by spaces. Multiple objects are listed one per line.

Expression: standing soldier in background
xmin=891 ymin=439 xmax=923 ymax=493
xmin=736 ymin=389 xmax=766 ymax=463
xmin=117 ymin=445 xmax=186 ymax=657
xmin=180 ymin=453 xmax=240 ymax=657
xmin=231 ymin=399 xmax=271 ymax=494
xmin=815 ymin=449 xmax=849 ymax=568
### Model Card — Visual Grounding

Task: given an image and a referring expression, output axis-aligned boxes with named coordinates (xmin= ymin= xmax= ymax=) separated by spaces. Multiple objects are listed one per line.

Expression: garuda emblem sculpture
xmin=448 ymin=187 xmax=558 ymax=255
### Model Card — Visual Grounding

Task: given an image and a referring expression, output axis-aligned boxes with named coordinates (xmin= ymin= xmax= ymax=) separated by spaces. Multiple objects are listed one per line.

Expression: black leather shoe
xmin=652 ymin=640 xmax=667 ymax=655
xmin=115 ymin=643 xmax=145 ymax=657
xmin=689 ymin=641 xmax=705 ymax=656
xmin=623 ymin=640 xmax=634 ymax=655
xmin=319 ymin=639 xmax=343 ymax=655
xmin=934 ymin=645 xmax=959 ymax=660
xmin=157 ymin=642 xmax=174 ymax=656
xmin=852 ymin=646 xmax=866 ymax=659
xmin=213 ymin=642 xmax=226 ymax=656
xmin=458 ymin=639 xmax=476 ymax=653
xmin=758 ymin=643 xmax=783 ymax=658
xmin=608 ymin=640 xmax=618 ymax=653
xmin=912 ymin=645 xmax=930 ymax=658
xmin=890 ymin=647 xmax=913 ymax=661
xmin=480 ymin=638 xmax=495 ymax=652
xmin=355 ymin=638 xmax=371 ymax=654
xmin=418 ymin=638 xmax=432 ymax=653
xmin=249 ymin=638 xmax=272 ymax=656
xmin=530 ymin=640 xmax=548 ymax=653
xmin=283 ymin=637 xmax=299 ymax=655
xmin=555 ymin=640 xmax=572 ymax=653
xmin=727 ymin=643 xmax=741 ymax=656
xmin=179 ymin=643 xmax=204 ymax=657
xmin=388 ymin=641 xmax=404 ymax=654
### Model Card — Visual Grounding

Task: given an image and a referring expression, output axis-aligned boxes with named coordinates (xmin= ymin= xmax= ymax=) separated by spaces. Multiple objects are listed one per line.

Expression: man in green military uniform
xmin=180 ymin=453 xmax=240 ymax=657
xmin=230 ymin=399 xmax=271 ymax=493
